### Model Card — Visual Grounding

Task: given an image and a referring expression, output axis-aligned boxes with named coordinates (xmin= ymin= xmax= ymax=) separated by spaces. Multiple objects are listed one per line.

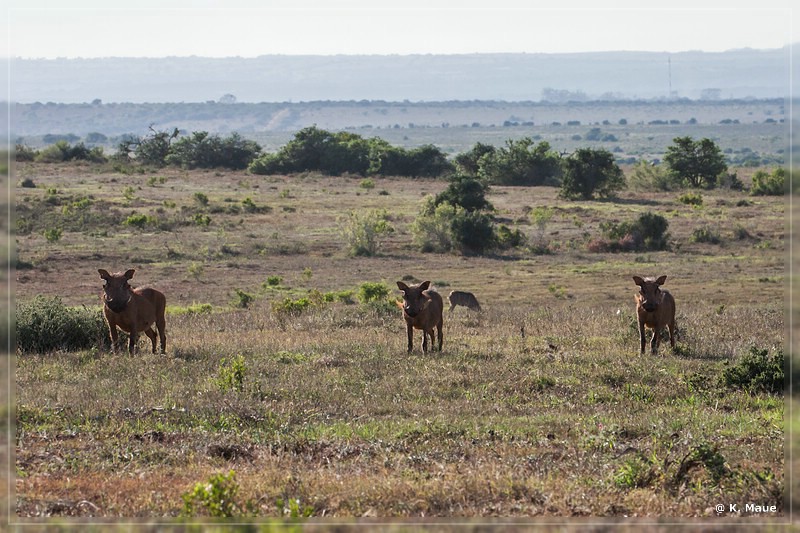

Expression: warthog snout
xmin=397 ymin=280 xmax=444 ymax=353
xmin=633 ymin=275 xmax=676 ymax=355
xmin=99 ymin=268 xmax=167 ymax=355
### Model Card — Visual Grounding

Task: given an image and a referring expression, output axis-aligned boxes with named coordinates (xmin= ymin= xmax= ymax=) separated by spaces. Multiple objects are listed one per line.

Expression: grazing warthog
xmin=99 ymin=269 xmax=166 ymax=354
xmin=447 ymin=290 xmax=481 ymax=312
xmin=396 ymin=281 xmax=444 ymax=353
xmin=633 ymin=275 xmax=676 ymax=355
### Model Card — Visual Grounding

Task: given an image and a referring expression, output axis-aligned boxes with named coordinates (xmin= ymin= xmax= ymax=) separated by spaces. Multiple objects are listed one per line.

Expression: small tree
xmin=664 ymin=136 xmax=727 ymax=188
xmin=559 ymin=148 xmax=625 ymax=200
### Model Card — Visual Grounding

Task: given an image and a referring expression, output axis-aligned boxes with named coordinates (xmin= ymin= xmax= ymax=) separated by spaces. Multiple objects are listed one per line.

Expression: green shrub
xmin=193 ymin=192 xmax=210 ymax=206
xmin=359 ymin=178 xmax=375 ymax=190
xmin=677 ymin=191 xmax=703 ymax=206
xmin=722 ymin=346 xmax=784 ymax=394
xmin=216 ymin=355 xmax=247 ymax=393
xmin=496 ymin=224 xmax=527 ymax=249
xmin=449 ymin=209 xmax=496 ymax=255
xmin=750 ymin=167 xmax=786 ymax=196
xmin=614 ymin=456 xmax=654 ymax=488
xmin=626 ymin=160 xmax=679 ymax=191
xmin=411 ymin=198 xmax=456 ymax=253
xmin=182 ymin=470 xmax=247 ymax=518
xmin=165 ymin=131 xmax=261 ymax=170
xmin=264 ymin=275 xmax=283 ymax=287
xmin=15 ymin=144 xmax=37 ymax=162
xmin=338 ymin=209 xmax=393 ymax=257
xmin=271 ymin=296 xmax=313 ymax=316
xmin=123 ymin=213 xmax=156 ymax=229
xmin=591 ymin=212 xmax=670 ymax=253
xmin=357 ymin=282 xmax=390 ymax=304
xmin=193 ymin=213 xmax=212 ymax=227
xmin=323 ymin=290 xmax=355 ymax=304
xmin=17 ymin=296 xmax=108 ymax=353
xmin=690 ymin=226 xmax=721 ymax=244
xmin=43 ymin=227 xmax=63 ymax=242
xmin=559 ymin=147 xmax=625 ymax=200
xmin=231 ymin=288 xmax=255 ymax=309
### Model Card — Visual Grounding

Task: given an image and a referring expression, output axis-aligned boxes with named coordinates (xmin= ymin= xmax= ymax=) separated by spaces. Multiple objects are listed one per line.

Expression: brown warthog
xmin=99 ymin=268 xmax=166 ymax=354
xmin=397 ymin=281 xmax=444 ymax=353
xmin=447 ymin=290 xmax=482 ymax=312
xmin=633 ymin=275 xmax=676 ymax=355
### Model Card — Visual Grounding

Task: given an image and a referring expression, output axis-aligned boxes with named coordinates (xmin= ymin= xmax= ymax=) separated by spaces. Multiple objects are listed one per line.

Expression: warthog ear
xmin=124 ymin=269 xmax=136 ymax=280
xmin=655 ymin=275 xmax=667 ymax=285
xmin=418 ymin=281 xmax=431 ymax=291
xmin=98 ymin=269 xmax=111 ymax=280
xmin=632 ymin=276 xmax=645 ymax=286
xmin=397 ymin=281 xmax=409 ymax=292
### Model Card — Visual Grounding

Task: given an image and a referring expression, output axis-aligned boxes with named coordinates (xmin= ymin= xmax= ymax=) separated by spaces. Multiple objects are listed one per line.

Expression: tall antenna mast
xmin=668 ymin=56 xmax=672 ymax=98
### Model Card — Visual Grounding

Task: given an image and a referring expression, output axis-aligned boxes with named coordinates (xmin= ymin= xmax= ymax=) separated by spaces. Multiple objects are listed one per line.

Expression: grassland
xmin=13 ymin=160 xmax=787 ymax=522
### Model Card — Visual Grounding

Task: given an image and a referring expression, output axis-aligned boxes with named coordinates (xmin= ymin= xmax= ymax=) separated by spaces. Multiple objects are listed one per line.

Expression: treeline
xmin=16 ymin=125 xmax=786 ymax=197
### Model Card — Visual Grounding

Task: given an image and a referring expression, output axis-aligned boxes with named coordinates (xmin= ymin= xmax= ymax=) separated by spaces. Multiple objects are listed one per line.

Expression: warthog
xmin=397 ymin=281 xmax=444 ymax=353
xmin=633 ymin=275 xmax=676 ymax=355
xmin=99 ymin=268 xmax=166 ymax=354
xmin=447 ymin=290 xmax=481 ymax=312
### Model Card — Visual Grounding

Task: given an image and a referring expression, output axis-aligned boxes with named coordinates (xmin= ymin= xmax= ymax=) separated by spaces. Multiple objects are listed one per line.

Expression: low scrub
xmin=722 ymin=346 xmax=785 ymax=394
xmin=17 ymin=296 xmax=108 ymax=353
xmin=589 ymin=212 xmax=670 ymax=253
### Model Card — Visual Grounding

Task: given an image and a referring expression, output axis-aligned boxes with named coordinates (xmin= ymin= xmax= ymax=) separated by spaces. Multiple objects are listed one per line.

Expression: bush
xmin=231 ymin=288 xmax=255 ymax=309
xmin=411 ymin=197 xmax=496 ymax=255
xmin=126 ymin=127 xmax=180 ymax=166
xmin=559 ymin=148 xmax=625 ymax=200
xmin=17 ymin=296 xmax=108 ymax=353
xmin=182 ymin=470 xmax=247 ymax=518
xmin=690 ymin=226 xmax=721 ymax=244
xmin=264 ymin=275 xmax=283 ymax=287
xmin=626 ymin=160 xmax=679 ymax=191
xmin=450 ymin=210 xmax=496 ymax=254
xmin=476 ymin=138 xmax=561 ymax=186
xmin=750 ymin=167 xmax=786 ymax=196
xmin=247 ymin=126 xmax=452 ymax=178
xmin=593 ymin=213 xmax=670 ymax=253
xmin=434 ymin=174 xmax=493 ymax=213
xmin=677 ymin=192 xmax=703 ymax=206
xmin=337 ymin=209 xmax=393 ymax=257
xmin=357 ymin=282 xmax=391 ymax=304
xmin=216 ymin=355 xmax=247 ymax=393
xmin=722 ymin=346 xmax=784 ymax=394
xmin=15 ymin=144 xmax=37 ymax=162
xmin=411 ymin=198 xmax=457 ymax=253
xmin=123 ymin=213 xmax=156 ymax=229
xmin=496 ymin=224 xmax=527 ymax=249
xmin=165 ymin=131 xmax=261 ymax=170
xmin=271 ymin=296 xmax=313 ymax=316
xmin=43 ymin=227 xmax=63 ymax=242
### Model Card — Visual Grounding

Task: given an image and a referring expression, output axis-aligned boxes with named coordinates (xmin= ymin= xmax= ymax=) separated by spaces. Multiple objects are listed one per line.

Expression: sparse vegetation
xmin=13 ymin=149 xmax=786 ymax=518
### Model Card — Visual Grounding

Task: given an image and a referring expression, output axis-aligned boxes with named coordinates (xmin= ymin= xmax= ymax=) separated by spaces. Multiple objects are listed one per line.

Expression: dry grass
xmin=13 ymin=161 xmax=787 ymax=521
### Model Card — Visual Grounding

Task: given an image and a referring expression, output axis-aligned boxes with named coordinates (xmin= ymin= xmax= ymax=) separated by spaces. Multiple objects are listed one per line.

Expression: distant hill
xmin=10 ymin=48 xmax=790 ymax=104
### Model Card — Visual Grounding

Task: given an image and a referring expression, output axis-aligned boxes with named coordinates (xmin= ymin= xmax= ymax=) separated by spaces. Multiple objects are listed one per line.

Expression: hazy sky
xmin=4 ymin=0 xmax=796 ymax=58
